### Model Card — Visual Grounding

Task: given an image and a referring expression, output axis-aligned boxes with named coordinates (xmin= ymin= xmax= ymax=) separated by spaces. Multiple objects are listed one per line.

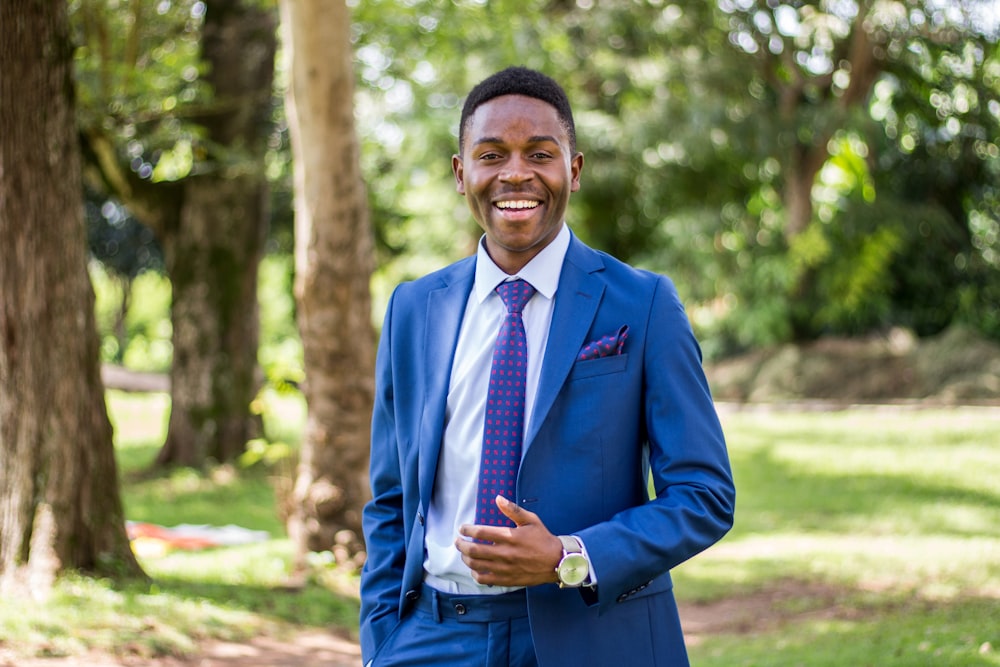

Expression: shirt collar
xmin=474 ymin=223 xmax=570 ymax=303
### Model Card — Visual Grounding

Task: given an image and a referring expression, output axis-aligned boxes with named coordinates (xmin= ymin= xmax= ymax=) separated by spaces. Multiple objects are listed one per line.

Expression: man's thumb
xmin=496 ymin=495 xmax=530 ymax=525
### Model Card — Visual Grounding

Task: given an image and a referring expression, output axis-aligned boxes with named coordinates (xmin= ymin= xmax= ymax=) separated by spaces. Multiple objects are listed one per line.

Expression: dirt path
xmin=1 ymin=630 xmax=362 ymax=667
xmin=3 ymin=582 xmax=857 ymax=667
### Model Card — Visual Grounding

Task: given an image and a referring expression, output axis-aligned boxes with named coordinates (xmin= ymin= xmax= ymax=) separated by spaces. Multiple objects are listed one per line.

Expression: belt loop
xmin=431 ymin=589 xmax=443 ymax=623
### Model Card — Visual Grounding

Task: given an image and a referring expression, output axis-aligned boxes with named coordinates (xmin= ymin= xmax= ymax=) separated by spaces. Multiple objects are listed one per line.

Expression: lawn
xmin=678 ymin=406 xmax=1000 ymax=666
xmin=1 ymin=394 xmax=998 ymax=666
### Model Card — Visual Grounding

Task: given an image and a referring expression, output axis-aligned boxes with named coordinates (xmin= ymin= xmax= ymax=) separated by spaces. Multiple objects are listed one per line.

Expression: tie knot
xmin=496 ymin=279 xmax=535 ymax=314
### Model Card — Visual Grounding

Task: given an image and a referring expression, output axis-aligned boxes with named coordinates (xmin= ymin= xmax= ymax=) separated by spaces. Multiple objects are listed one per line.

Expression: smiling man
xmin=360 ymin=66 xmax=735 ymax=667
xmin=453 ymin=93 xmax=581 ymax=274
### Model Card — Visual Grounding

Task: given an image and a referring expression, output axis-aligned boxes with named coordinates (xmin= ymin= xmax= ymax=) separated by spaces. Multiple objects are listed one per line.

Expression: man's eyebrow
xmin=471 ymin=135 xmax=561 ymax=146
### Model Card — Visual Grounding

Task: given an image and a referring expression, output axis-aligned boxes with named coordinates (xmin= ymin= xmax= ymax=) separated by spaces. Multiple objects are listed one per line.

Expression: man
xmin=360 ymin=66 xmax=735 ymax=667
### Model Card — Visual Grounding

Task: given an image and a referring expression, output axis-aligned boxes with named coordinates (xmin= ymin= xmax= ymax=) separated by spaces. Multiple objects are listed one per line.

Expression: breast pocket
xmin=568 ymin=353 xmax=628 ymax=381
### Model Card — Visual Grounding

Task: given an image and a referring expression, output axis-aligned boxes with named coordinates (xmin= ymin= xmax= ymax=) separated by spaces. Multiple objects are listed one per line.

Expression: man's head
xmin=453 ymin=67 xmax=583 ymax=275
xmin=459 ymin=66 xmax=577 ymax=154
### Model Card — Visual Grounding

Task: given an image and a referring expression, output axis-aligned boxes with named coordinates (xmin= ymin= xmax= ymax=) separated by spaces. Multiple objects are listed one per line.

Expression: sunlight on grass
xmin=724 ymin=408 xmax=1000 ymax=496
xmin=106 ymin=390 xmax=171 ymax=443
xmin=6 ymin=397 xmax=997 ymax=665
xmin=138 ymin=540 xmax=360 ymax=629
xmin=0 ymin=572 xmax=259 ymax=659
xmin=674 ymin=406 xmax=1000 ymax=666
xmin=108 ymin=389 xmax=303 ymax=532
xmin=142 ymin=540 xmax=297 ymax=586
xmin=107 ymin=388 xmax=306 ymax=474
xmin=253 ymin=386 xmax=308 ymax=448
xmin=0 ymin=390 xmax=360 ymax=662
xmin=687 ymin=596 xmax=1000 ymax=667
xmin=678 ymin=533 xmax=1000 ymax=598
xmin=125 ymin=463 xmax=285 ymax=534
xmin=716 ymin=408 xmax=1000 ymax=538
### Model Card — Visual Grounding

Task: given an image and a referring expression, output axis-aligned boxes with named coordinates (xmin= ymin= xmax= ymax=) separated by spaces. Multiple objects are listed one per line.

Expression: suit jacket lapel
xmin=418 ymin=259 xmax=475 ymax=504
xmin=526 ymin=237 xmax=605 ymax=449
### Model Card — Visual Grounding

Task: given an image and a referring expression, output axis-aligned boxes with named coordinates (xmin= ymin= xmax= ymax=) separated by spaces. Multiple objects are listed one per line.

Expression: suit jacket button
xmin=417 ymin=512 xmax=424 ymax=525
xmin=454 ymin=603 xmax=467 ymax=615
xmin=405 ymin=590 xmax=419 ymax=602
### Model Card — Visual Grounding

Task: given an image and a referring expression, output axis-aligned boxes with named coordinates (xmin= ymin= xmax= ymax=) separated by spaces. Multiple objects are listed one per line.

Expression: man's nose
xmin=499 ymin=155 xmax=533 ymax=183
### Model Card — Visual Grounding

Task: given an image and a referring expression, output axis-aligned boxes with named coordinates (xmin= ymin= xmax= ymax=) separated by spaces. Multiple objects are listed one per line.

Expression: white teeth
xmin=496 ymin=200 xmax=539 ymax=210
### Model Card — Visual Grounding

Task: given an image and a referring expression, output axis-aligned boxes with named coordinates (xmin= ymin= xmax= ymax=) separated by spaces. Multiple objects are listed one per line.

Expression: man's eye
xmin=479 ymin=152 xmax=501 ymax=160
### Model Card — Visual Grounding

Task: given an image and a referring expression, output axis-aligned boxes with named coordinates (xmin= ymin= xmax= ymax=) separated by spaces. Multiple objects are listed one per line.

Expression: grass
xmin=0 ymin=390 xmax=352 ymax=662
xmin=676 ymin=406 xmax=1000 ymax=666
xmin=689 ymin=596 xmax=999 ymax=667
xmin=1 ymin=397 xmax=998 ymax=665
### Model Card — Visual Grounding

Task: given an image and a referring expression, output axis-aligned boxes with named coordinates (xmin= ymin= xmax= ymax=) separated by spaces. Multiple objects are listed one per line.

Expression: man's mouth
xmin=494 ymin=200 xmax=540 ymax=211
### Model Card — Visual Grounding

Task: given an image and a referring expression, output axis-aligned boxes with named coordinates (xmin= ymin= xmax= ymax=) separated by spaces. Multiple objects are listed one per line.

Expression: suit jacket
xmin=360 ymin=234 xmax=735 ymax=666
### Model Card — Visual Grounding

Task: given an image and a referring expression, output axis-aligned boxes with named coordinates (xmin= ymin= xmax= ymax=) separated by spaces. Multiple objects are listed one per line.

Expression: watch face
xmin=558 ymin=553 xmax=589 ymax=586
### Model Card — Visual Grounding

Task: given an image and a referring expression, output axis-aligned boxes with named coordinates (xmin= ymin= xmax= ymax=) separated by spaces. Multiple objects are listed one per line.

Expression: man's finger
xmin=496 ymin=495 xmax=534 ymax=526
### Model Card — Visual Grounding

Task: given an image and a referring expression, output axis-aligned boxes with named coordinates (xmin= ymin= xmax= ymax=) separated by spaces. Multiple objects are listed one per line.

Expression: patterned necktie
xmin=475 ymin=279 xmax=536 ymax=529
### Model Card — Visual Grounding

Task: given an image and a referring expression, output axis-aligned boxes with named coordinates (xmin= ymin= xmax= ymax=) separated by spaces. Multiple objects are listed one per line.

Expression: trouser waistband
xmin=414 ymin=587 xmax=528 ymax=623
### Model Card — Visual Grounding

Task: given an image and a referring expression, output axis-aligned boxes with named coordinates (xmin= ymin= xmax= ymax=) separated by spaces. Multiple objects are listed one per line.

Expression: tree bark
xmin=280 ymin=0 xmax=375 ymax=570
xmin=157 ymin=174 xmax=269 ymax=466
xmin=0 ymin=0 xmax=144 ymax=596
xmin=153 ymin=0 xmax=276 ymax=467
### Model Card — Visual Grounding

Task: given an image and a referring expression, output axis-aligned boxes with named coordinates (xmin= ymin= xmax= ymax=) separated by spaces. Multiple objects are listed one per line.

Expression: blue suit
xmin=361 ymin=234 xmax=735 ymax=666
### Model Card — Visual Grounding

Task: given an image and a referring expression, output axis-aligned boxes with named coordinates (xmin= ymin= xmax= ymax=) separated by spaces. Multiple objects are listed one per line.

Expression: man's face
xmin=453 ymin=95 xmax=583 ymax=274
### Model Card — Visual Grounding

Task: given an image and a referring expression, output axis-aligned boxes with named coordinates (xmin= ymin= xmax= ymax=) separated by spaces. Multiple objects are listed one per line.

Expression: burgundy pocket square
xmin=577 ymin=325 xmax=629 ymax=361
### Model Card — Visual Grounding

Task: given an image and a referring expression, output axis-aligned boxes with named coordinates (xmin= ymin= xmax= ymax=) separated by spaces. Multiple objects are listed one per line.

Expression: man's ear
xmin=570 ymin=151 xmax=584 ymax=193
xmin=452 ymin=155 xmax=465 ymax=195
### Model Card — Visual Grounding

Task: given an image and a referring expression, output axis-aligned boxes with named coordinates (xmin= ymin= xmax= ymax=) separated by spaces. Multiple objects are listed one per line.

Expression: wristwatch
xmin=555 ymin=535 xmax=590 ymax=588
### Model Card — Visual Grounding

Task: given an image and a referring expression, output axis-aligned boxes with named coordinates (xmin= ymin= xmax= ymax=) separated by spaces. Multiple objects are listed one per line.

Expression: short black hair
xmin=458 ymin=66 xmax=577 ymax=153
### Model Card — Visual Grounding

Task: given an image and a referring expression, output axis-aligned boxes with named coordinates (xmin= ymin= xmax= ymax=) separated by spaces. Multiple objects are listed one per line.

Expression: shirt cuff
xmin=571 ymin=534 xmax=598 ymax=587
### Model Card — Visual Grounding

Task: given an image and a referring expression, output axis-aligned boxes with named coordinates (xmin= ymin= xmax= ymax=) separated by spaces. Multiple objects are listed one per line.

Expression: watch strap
xmin=558 ymin=535 xmax=582 ymax=555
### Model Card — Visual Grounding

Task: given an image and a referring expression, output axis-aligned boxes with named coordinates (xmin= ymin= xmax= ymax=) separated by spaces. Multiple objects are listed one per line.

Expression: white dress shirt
xmin=423 ymin=224 xmax=570 ymax=594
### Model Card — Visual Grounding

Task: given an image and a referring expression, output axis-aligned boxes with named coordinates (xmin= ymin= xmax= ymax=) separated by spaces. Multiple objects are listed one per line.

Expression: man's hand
xmin=456 ymin=496 xmax=563 ymax=587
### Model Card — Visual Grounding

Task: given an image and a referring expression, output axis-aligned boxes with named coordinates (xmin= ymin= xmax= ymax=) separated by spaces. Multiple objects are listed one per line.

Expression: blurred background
xmin=2 ymin=1 xmax=998 ymax=665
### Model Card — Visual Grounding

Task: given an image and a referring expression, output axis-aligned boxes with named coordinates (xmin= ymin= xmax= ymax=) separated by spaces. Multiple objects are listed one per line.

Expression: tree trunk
xmin=778 ymin=7 xmax=884 ymax=338
xmin=279 ymin=0 xmax=375 ymax=571
xmin=157 ymin=174 xmax=269 ymax=466
xmin=0 ymin=0 xmax=144 ymax=597
xmin=152 ymin=0 xmax=276 ymax=467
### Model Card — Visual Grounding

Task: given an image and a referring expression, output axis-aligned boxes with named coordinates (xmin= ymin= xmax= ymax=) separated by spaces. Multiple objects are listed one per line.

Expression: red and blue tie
xmin=475 ymin=279 xmax=536 ymax=529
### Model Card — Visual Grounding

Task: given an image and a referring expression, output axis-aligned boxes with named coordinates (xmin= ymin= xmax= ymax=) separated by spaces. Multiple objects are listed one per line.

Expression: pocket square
xmin=577 ymin=325 xmax=629 ymax=361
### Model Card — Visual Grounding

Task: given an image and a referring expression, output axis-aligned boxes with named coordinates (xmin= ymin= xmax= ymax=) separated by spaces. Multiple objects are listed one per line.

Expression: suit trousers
xmin=372 ymin=588 xmax=538 ymax=667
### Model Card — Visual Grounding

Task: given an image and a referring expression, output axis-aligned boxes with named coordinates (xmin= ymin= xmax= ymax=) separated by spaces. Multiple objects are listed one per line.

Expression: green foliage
xmin=71 ymin=0 xmax=210 ymax=173
xmin=92 ymin=252 xmax=302 ymax=380
xmin=122 ymin=269 xmax=173 ymax=370
xmin=245 ymin=386 xmax=306 ymax=469
xmin=348 ymin=0 xmax=1000 ymax=351
xmin=256 ymin=254 xmax=303 ymax=384
xmin=818 ymin=224 xmax=902 ymax=329
xmin=76 ymin=0 xmax=1000 ymax=360
xmin=91 ymin=261 xmax=172 ymax=371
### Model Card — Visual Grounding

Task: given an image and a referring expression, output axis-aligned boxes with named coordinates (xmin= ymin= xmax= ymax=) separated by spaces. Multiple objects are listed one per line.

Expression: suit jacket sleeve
xmin=575 ymin=274 xmax=735 ymax=610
